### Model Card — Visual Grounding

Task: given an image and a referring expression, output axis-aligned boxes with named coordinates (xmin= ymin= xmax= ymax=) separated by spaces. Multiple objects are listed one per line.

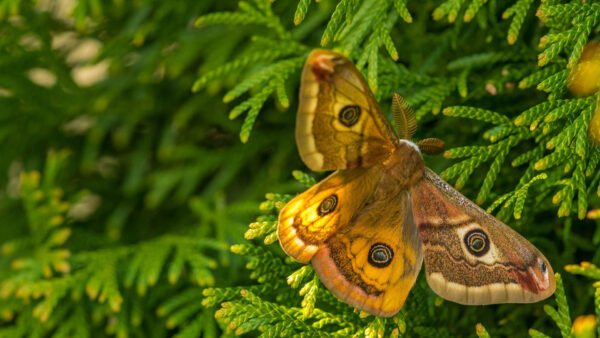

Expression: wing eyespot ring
xmin=539 ymin=259 xmax=548 ymax=275
xmin=464 ymin=229 xmax=490 ymax=257
xmin=339 ymin=105 xmax=361 ymax=127
xmin=318 ymin=194 xmax=338 ymax=216
xmin=368 ymin=243 xmax=393 ymax=268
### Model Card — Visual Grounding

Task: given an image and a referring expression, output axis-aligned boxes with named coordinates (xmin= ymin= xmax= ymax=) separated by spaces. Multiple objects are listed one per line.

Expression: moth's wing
xmin=296 ymin=49 xmax=398 ymax=171
xmin=278 ymin=166 xmax=384 ymax=263
xmin=409 ymin=168 xmax=556 ymax=305
xmin=311 ymin=188 xmax=423 ymax=317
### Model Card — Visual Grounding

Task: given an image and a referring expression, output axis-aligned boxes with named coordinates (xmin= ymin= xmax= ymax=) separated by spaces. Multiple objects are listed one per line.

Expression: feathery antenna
xmin=392 ymin=94 xmax=417 ymax=140
xmin=416 ymin=138 xmax=446 ymax=155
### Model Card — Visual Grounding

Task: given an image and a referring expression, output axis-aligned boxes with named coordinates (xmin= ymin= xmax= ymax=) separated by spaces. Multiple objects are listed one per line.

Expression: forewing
xmin=409 ymin=168 xmax=555 ymax=305
xmin=296 ymin=49 xmax=397 ymax=171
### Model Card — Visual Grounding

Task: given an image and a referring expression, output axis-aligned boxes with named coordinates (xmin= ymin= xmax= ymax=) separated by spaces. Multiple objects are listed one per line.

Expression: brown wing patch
xmin=409 ymin=168 xmax=555 ymax=305
xmin=295 ymin=49 xmax=397 ymax=171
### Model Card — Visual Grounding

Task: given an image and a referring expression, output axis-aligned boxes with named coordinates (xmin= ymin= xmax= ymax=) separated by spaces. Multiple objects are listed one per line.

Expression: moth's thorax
xmin=381 ymin=140 xmax=424 ymax=188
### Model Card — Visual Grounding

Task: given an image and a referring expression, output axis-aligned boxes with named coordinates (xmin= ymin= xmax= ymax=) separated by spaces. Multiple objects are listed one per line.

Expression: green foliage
xmin=542 ymin=274 xmax=573 ymax=337
xmin=1 ymin=152 xmax=226 ymax=336
xmin=0 ymin=1 xmax=293 ymax=336
xmin=1 ymin=0 xmax=600 ymax=337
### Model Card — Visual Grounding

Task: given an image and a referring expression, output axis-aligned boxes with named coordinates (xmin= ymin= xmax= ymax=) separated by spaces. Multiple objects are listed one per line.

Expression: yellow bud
xmin=243 ymin=229 xmax=255 ymax=240
xmin=86 ymin=282 xmax=99 ymax=299
xmin=534 ymin=160 xmax=545 ymax=171
xmin=530 ymin=120 xmax=539 ymax=131
xmin=214 ymin=308 xmax=226 ymax=319
xmin=558 ymin=204 xmax=570 ymax=217
xmin=136 ymin=283 xmax=146 ymax=296
xmin=147 ymin=275 xmax=157 ymax=286
xmin=49 ymin=228 xmax=71 ymax=246
xmin=568 ymin=61 xmax=600 ymax=96
xmin=57 ymin=249 xmax=71 ymax=258
xmin=50 ymin=215 xmax=64 ymax=226
xmin=11 ymin=259 xmax=25 ymax=270
xmin=1 ymin=242 xmax=14 ymax=255
xmin=34 ymin=190 xmax=44 ymax=200
xmin=264 ymin=232 xmax=278 ymax=245
xmin=54 ymin=260 xmax=71 ymax=274
xmin=432 ymin=9 xmax=445 ymax=21
xmin=168 ymin=271 xmax=179 ymax=284
xmin=33 ymin=303 xmax=50 ymax=322
xmin=572 ymin=314 xmax=596 ymax=338
xmin=28 ymin=171 xmax=41 ymax=185
xmin=258 ymin=201 xmax=273 ymax=211
xmin=568 ymin=42 xmax=600 ymax=96
xmin=0 ymin=281 xmax=13 ymax=299
xmin=51 ymin=188 xmax=63 ymax=199
xmin=15 ymin=284 xmax=30 ymax=298
xmin=166 ymin=317 xmax=177 ymax=329
xmin=476 ymin=323 xmax=487 ymax=336
xmin=581 ymin=41 xmax=600 ymax=62
xmin=588 ymin=98 xmax=600 ymax=145
xmin=587 ymin=209 xmax=600 ymax=219
xmin=1 ymin=309 xmax=13 ymax=321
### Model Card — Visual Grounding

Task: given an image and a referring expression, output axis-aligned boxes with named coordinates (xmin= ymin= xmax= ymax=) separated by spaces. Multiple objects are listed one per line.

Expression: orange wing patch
xmin=278 ymin=166 xmax=383 ymax=263
xmin=311 ymin=189 xmax=423 ymax=317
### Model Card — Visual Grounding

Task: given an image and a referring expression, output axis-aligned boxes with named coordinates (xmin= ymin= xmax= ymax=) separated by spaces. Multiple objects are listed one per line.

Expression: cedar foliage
xmin=0 ymin=0 xmax=600 ymax=337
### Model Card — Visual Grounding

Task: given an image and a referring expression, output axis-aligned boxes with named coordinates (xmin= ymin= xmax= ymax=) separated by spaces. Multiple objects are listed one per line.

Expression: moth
xmin=277 ymin=49 xmax=556 ymax=317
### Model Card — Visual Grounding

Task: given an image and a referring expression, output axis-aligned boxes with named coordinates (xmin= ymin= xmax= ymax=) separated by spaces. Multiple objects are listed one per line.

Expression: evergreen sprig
xmin=0 ymin=153 xmax=227 ymax=337
xmin=194 ymin=2 xmax=309 ymax=143
xmin=535 ymin=267 xmax=600 ymax=338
